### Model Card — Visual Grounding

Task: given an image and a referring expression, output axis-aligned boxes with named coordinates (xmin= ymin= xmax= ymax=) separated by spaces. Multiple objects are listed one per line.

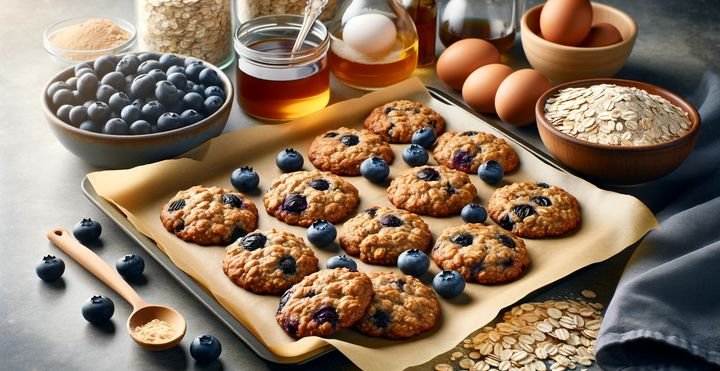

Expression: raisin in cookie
xmin=264 ymin=170 xmax=360 ymax=227
xmin=488 ymin=182 xmax=581 ymax=238
xmin=432 ymin=224 xmax=530 ymax=284
xmin=160 ymin=185 xmax=258 ymax=246
xmin=308 ymin=127 xmax=394 ymax=176
xmin=433 ymin=130 xmax=519 ymax=174
xmin=387 ymin=165 xmax=477 ymax=217
xmin=339 ymin=206 xmax=432 ymax=265
xmin=276 ymin=268 xmax=373 ymax=338
xmin=356 ymin=271 xmax=440 ymax=339
xmin=364 ymin=99 xmax=445 ymax=143
xmin=223 ymin=229 xmax=319 ymax=295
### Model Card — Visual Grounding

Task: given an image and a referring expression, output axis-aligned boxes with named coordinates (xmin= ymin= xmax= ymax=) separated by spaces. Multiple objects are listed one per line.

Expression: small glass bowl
xmin=43 ymin=17 xmax=137 ymax=65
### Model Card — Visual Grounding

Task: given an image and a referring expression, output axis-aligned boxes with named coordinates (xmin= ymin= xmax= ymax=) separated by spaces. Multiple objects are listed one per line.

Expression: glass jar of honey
xmin=234 ymin=15 xmax=330 ymax=122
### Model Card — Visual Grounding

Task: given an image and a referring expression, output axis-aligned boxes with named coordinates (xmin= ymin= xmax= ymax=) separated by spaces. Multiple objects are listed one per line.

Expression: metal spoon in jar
xmin=47 ymin=228 xmax=186 ymax=351
xmin=292 ymin=0 xmax=329 ymax=53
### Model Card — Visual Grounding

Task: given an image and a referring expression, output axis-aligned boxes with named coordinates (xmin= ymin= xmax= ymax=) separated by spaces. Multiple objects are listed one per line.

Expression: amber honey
xmin=328 ymin=39 xmax=418 ymax=90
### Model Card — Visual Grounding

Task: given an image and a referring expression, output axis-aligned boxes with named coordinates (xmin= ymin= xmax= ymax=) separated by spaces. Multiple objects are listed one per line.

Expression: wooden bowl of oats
xmin=536 ymin=78 xmax=700 ymax=185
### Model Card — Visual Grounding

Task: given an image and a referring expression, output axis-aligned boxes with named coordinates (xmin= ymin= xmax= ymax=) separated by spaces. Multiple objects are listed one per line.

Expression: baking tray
xmin=81 ymin=87 xmax=572 ymax=365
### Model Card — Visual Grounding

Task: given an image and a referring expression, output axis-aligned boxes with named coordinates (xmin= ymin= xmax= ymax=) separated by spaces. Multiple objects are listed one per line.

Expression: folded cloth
xmin=596 ymin=71 xmax=720 ymax=369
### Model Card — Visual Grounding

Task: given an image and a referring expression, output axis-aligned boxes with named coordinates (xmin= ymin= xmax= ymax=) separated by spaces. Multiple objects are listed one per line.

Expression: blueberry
xmin=380 ymin=214 xmax=403 ymax=227
xmin=155 ymin=81 xmax=179 ymax=106
xmin=432 ymin=270 xmax=466 ymax=299
xmin=184 ymin=57 xmax=201 ymax=67
xmin=187 ymin=81 xmax=206 ymax=95
xmin=278 ymin=256 xmax=297 ymax=275
xmin=281 ymin=194 xmax=307 ymax=214
xmin=370 ymin=310 xmax=391 ymax=328
xmin=138 ymin=52 xmax=161 ymax=63
xmin=137 ymin=59 xmax=161 ymax=75
xmin=77 ymin=73 xmax=99 ymax=99
xmin=56 ymin=104 xmax=73 ymax=124
xmin=36 ymin=255 xmax=65 ymax=282
xmin=190 ymin=335 xmax=222 ymax=363
xmin=308 ymin=178 xmax=330 ymax=191
xmin=204 ymin=85 xmax=225 ymax=100
xmin=461 ymin=203 xmax=488 ymax=223
xmin=452 ymin=150 xmax=475 ymax=170
xmin=69 ymin=106 xmax=88 ymax=126
xmin=75 ymin=68 xmax=96 ymax=79
xmin=132 ymin=98 xmax=144 ymax=109
xmin=537 ymin=182 xmax=550 ymax=188
xmin=222 ymin=194 xmax=244 ymax=209
xmin=121 ymin=105 xmax=142 ymax=123
xmin=478 ymin=160 xmax=504 ymax=185
xmin=156 ymin=112 xmax=182 ymax=132
xmin=73 ymin=218 xmax=102 ymax=244
xmin=360 ymin=157 xmax=390 ymax=184
xmin=362 ymin=207 xmax=378 ymax=217
xmin=186 ymin=61 xmax=206 ymax=83
xmin=104 ymin=118 xmax=131 ymax=135
xmin=116 ymin=54 xmax=140 ymax=75
xmin=323 ymin=131 xmax=339 ymax=138
xmin=417 ymin=167 xmax=441 ymax=181
xmin=307 ymin=220 xmax=337 ymax=247
xmin=451 ymin=232 xmax=473 ymax=247
xmin=461 ymin=131 xmax=478 ymax=136
xmin=199 ymin=67 xmax=222 ymax=87
xmin=116 ymin=254 xmax=145 ymax=280
xmin=52 ymin=89 xmax=76 ymax=107
xmin=397 ymin=249 xmax=430 ymax=277
xmin=497 ymin=233 xmax=516 ymax=249
xmin=512 ymin=204 xmax=536 ymax=219
xmin=96 ymin=84 xmax=117 ymax=103
xmin=47 ymin=81 xmax=70 ymax=99
xmin=101 ymin=71 xmax=126 ymax=90
xmin=326 ymin=255 xmax=357 ymax=270
xmin=180 ymin=109 xmax=205 ymax=125
xmin=230 ymin=166 xmax=260 ymax=192
xmin=108 ymin=92 xmax=131 ymax=113
xmin=81 ymin=295 xmax=115 ymax=325
xmin=74 ymin=62 xmax=92 ymax=74
xmin=79 ymin=120 xmax=102 ymax=133
xmin=167 ymin=72 xmax=187 ymax=90
xmin=141 ymin=100 xmax=166 ymax=124
xmin=166 ymin=65 xmax=185 ymax=76
xmin=204 ymin=95 xmax=224 ymax=115
xmin=93 ymin=55 xmax=116 ymax=77
xmin=183 ymin=92 xmax=205 ymax=112
xmin=499 ymin=215 xmax=515 ymax=231
xmin=65 ymin=76 xmax=78 ymax=90
xmin=147 ymin=68 xmax=167 ymax=83
xmin=159 ymin=53 xmax=182 ymax=69
xmin=402 ymin=144 xmax=429 ymax=166
xmin=87 ymin=101 xmax=112 ymax=123
xmin=276 ymin=148 xmax=304 ymax=172
xmin=340 ymin=134 xmax=359 ymax=146
xmin=312 ymin=306 xmax=339 ymax=328
xmin=129 ymin=120 xmax=152 ymax=135
xmin=411 ymin=127 xmax=437 ymax=148
xmin=531 ymin=196 xmax=552 ymax=207
xmin=131 ymin=74 xmax=157 ymax=99
xmin=240 ymin=232 xmax=267 ymax=251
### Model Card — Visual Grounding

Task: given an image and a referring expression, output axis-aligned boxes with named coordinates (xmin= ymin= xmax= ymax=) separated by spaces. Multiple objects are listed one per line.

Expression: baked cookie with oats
xmin=339 ymin=206 xmax=432 ymax=265
xmin=276 ymin=268 xmax=373 ymax=338
xmin=356 ymin=271 xmax=440 ymax=339
xmin=263 ymin=170 xmax=360 ymax=227
xmin=488 ymin=182 xmax=581 ymax=238
xmin=386 ymin=165 xmax=477 ymax=217
xmin=308 ymin=127 xmax=394 ymax=176
xmin=432 ymin=130 xmax=519 ymax=174
xmin=223 ymin=229 xmax=319 ymax=295
xmin=431 ymin=224 xmax=530 ymax=284
xmin=160 ymin=185 xmax=258 ymax=246
xmin=364 ymin=99 xmax=446 ymax=143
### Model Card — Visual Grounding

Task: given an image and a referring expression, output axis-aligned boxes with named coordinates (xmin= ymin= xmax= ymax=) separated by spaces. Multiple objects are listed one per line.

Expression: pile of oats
xmin=235 ymin=0 xmax=339 ymax=23
xmin=543 ymin=84 xmax=692 ymax=146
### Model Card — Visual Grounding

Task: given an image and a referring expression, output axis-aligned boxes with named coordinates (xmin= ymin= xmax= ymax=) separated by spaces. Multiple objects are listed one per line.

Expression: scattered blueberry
xmin=204 ymin=95 xmax=224 ymax=114
xmin=478 ymin=160 xmax=504 ymax=185
xmin=81 ymin=295 xmax=115 ymax=325
xmin=397 ymin=249 xmax=430 ymax=277
xmin=432 ymin=270 xmax=466 ymax=299
xmin=190 ymin=335 xmax=222 ymax=363
xmin=73 ymin=218 xmax=102 ymax=244
xmin=326 ymin=255 xmax=357 ymax=270
xmin=129 ymin=120 xmax=153 ymax=135
xmin=360 ymin=157 xmax=390 ymax=184
xmin=307 ymin=220 xmax=337 ymax=247
xmin=276 ymin=148 xmax=304 ymax=172
xmin=411 ymin=127 xmax=436 ymax=148
xmin=230 ymin=166 xmax=260 ymax=192
xmin=461 ymin=203 xmax=488 ymax=223
xmin=35 ymin=255 xmax=65 ymax=282
xmin=402 ymin=144 xmax=429 ymax=166
xmin=116 ymin=254 xmax=145 ymax=280
xmin=104 ymin=118 xmax=131 ymax=135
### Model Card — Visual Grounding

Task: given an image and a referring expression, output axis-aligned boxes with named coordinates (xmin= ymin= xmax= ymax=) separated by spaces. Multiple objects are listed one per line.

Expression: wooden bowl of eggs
xmin=535 ymin=78 xmax=700 ymax=185
xmin=520 ymin=1 xmax=637 ymax=83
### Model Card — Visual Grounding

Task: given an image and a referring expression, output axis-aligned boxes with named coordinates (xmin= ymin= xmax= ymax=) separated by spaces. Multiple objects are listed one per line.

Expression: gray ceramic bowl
xmin=42 ymin=54 xmax=232 ymax=169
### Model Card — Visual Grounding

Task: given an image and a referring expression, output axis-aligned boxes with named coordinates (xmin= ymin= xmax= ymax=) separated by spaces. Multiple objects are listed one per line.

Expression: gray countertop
xmin=1 ymin=0 xmax=717 ymax=370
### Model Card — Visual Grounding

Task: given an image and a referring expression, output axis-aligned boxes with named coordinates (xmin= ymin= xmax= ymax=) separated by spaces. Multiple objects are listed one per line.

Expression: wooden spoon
xmin=47 ymin=227 xmax=186 ymax=351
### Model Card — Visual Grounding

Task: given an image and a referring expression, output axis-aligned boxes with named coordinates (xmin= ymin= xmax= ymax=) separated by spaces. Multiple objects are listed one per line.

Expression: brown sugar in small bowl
xmin=536 ymin=79 xmax=700 ymax=185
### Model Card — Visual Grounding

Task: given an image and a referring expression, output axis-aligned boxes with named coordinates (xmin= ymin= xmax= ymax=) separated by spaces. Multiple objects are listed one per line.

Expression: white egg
xmin=342 ymin=13 xmax=397 ymax=57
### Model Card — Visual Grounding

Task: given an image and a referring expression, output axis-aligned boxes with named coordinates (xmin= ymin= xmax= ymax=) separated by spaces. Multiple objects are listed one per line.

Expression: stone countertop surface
xmin=1 ymin=0 xmax=717 ymax=370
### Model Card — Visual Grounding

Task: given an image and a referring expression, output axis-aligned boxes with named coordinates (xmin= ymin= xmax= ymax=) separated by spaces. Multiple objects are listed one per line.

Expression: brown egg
xmin=436 ymin=38 xmax=501 ymax=90
xmin=494 ymin=69 xmax=551 ymax=126
xmin=539 ymin=0 xmax=593 ymax=46
xmin=580 ymin=23 xmax=623 ymax=47
xmin=462 ymin=64 xmax=514 ymax=113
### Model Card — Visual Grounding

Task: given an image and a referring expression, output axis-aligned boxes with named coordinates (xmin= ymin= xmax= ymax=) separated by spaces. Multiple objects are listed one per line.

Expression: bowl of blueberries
xmin=42 ymin=52 xmax=232 ymax=169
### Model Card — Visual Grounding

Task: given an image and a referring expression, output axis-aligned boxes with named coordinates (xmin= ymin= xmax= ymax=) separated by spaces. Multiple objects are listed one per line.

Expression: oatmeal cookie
xmin=308 ymin=127 xmax=394 ymax=176
xmin=339 ymin=206 xmax=432 ymax=265
xmin=263 ymin=171 xmax=360 ymax=227
xmin=276 ymin=268 xmax=373 ymax=338
xmin=431 ymin=224 xmax=530 ymax=284
xmin=356 ymin=271 xmax=440 ymax=339
xmin=432 ymin=130 xmax=519 ymax=174
xmin=160 ymin=185 xmax=258 ymax=245
xmin=488 ymin=182 xmax=581 ymax=238
xmin=364 ymin=99 xmax=446 ymax=143
xmin=223 ymin=229 xmax=319 ymax=295
xmin=386 ymin=165 xmax=477 ymax=217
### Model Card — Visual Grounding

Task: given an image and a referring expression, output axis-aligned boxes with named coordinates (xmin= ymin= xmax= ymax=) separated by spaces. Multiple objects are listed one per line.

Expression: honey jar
xmin=234 ymin=15 xmax=330 ymax=122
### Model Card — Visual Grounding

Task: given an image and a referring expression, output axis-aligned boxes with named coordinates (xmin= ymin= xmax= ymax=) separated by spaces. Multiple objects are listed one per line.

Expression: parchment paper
xmin=86 ymin=77 xmax=658 ymax=371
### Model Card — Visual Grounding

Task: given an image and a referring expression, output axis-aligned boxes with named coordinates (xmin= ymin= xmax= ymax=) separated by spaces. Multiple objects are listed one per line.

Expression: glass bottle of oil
xmin=439 ymin=0 xmax=524 ymax=53
xmin=328 ymin=0 xmax=419 ymax=90
xmin=403 ymin=0 xmax=437 ymax=66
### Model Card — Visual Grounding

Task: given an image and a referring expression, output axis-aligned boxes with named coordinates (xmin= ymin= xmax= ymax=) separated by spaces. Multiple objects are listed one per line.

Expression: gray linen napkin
xmin=596 ymin=71 xmax=720 ymax=370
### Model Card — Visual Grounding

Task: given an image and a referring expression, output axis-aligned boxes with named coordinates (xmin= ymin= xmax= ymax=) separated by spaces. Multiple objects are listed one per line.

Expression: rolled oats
xmin=235 ymin=0 xmax=339 ymax=22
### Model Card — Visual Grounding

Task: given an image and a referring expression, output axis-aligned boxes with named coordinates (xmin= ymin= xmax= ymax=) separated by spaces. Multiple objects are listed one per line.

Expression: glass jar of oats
xmin=136 ymin=0 xmax=234 ymax=68
xmin=235 ymin=0 xmax=339 ymax=23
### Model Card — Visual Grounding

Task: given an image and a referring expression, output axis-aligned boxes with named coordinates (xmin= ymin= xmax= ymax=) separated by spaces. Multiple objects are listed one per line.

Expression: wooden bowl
xmin=536 ymin=79 xmax=700 ymax=185
xmin=521 ymin=3 xmax=637 ymax=83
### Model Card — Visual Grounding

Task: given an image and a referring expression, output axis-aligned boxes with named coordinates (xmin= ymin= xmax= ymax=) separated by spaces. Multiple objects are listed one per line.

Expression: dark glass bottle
xmin=403 ymin=0 xmax=437 ymax=66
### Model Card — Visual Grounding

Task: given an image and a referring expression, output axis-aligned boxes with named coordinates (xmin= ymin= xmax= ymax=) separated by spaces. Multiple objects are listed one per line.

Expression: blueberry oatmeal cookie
xmin=364 ymin=99 xmax=446 ymax=143
xmin=356 ymin=271 xmax=440 ymax=339
xmin=386 ymin=165 xmax=477 ymax=217
xmin=432 ymin=130 xmax=519 ymax=174
xmin=431 ymin=224 xmax=530 ymax=284
xmin=263 ymin=171 xmax=360 ymax=227
xmin=308 ymin=127 xmax=394 ymax=176
xmin=160 ymin=185 xmax=258 ymax=246
xmin=488 ymin=182 xmax=581 ymax=238
xmin=276 ymin=268 xmax=373 ymax=338
xmin=223 ymin=229 xmax=319 ymax=295
xmin=339 ymin=206 xmax=432 ymax=265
